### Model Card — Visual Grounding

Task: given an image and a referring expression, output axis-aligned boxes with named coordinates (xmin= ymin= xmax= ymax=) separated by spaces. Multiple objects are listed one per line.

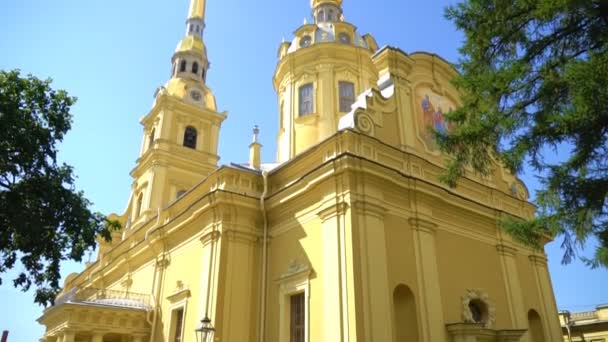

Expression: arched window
xmin=192 ymin=62 xmax=199 ymax=74
xmin=299 ymin=83 xmax=314 ymax=116
xmin=202 ymin=68 xmax=206 ymax=81
xmin=528 ymin=310 xmax=545 ymax=342
xmin=183 ymin=126 xmax=197 ymax=149
xmin=318 ymin=10 xmax=325 ymax=22
xmin=393 ymin=285 xmax=419 ymax=342
xmin=135 ymin=193 xmax=144 ymax=217
xmin=179 ymin=60 xmax=187 ymax=73
xmin=148 ymin=128 xmax=155 ymax=150
xmin=339 ymin=81 xmax=355 ymax=112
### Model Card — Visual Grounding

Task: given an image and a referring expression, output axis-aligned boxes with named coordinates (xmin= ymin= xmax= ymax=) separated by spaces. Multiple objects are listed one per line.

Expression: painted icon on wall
xmin=416 ymin=88 xmax=456 ymax=150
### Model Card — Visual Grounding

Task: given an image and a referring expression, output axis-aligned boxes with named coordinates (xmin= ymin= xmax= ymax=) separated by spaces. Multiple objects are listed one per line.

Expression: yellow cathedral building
xmin=38 ymin=0 xmax=564 ymax=341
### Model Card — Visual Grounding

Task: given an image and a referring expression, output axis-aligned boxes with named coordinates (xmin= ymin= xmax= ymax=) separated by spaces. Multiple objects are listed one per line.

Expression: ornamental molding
xmin=277 ymin=259 xmax=311 ymax=283
xmin=408 ymin=217 xmax=437 ymax=234
xmin=317 ymin=202 xmax=349 ymax=222
xmin=496 ymin=244 xmax=518 ymax=257
xmin=166 ymin=281 xmax=191 ymax=303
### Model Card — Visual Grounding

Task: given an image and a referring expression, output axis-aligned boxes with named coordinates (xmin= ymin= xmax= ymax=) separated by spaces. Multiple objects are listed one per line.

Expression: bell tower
xmin=274 ymin=0 xmax=379 ymax=163
xmin=127 ymin=0 xmax=226 ymax=226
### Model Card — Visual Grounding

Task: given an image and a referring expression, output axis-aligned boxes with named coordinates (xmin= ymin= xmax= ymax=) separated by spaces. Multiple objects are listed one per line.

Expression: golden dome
xmin=311 ymin=0 xmax=342 ymax=9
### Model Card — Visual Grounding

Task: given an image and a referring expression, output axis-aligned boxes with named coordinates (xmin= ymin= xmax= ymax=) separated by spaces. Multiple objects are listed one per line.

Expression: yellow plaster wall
xmin=434 ymin=230 xmax=512 ymax=328
xmin=266 ymin=215 xmax=324 ymax=342
xmin=384 ymin=214 xmax=419 ymax=295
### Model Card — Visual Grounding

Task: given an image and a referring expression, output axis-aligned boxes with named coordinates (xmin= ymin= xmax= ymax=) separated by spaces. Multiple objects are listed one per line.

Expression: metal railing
xmin=54 ymin=287 xmax=151 ymax=310
xmin=570 ymin=310 xmax=598 ymax=321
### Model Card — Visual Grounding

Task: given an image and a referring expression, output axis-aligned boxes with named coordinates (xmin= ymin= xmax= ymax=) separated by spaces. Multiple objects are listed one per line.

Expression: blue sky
xmin=0 ymin=0 xmax=605 ymax=340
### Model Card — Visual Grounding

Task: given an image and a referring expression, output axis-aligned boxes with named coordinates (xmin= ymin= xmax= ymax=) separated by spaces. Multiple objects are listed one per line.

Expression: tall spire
xmin=188 ymin=0 xmax=206 ymax=20
xmin=311 ymin=0 xmax=342 ymax=9
xmin=170 ymin=0 xmax=209 ymax=84
xmin=311 ymin=0 xmax=344 ymax=23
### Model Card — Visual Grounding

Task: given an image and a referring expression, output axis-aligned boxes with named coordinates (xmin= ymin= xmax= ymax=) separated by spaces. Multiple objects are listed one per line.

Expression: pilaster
xmin=496 ymin=244 xmax=527 ymax=333
xmin=91 ymin=331 xmax=104 ymax=342
xmin=353 ymin=201 xmax=393 ymax=342
xmin=529 ymin=254 xmax=562 ymax=341
xmin=317 ymin=202 xmax=351 ymax=342
xmin=409 ymin=217 xmax=447 ymax=342
xmin=60 ymin=331 xmax=74 ymax=342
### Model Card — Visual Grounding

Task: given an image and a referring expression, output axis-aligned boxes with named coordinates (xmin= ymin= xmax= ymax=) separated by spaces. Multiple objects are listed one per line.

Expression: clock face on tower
xmin=190 ymin=90 xmax=202 ymax=101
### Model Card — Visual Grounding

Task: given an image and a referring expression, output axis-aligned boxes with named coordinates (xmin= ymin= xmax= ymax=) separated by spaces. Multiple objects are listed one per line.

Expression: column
xmin=91 ymin=332 xmax=104 ymax=342
xmin=529 ymin=254 xmax=563 ymax=341
xmin=61 ymin=331 xmax=75 ymax=342
xmin=355 ymin=201 xmax=393 ymax=342
xmin=496 ymin=245 xmax=527 ymax=331
xmin=131 ymin=334 xmax=146 ymax=342
xmin=317 ymin=203 xmax=350 ymax=342
xmin=409 ymin=217 xmax=447 ymax=342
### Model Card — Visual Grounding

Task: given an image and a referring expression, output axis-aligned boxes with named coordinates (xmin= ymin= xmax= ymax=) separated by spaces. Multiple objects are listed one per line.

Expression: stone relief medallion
xmin=415 ymin=86 xmax=457 ymax=151
xmin=461 ymin=288 xmax=496 ymax=328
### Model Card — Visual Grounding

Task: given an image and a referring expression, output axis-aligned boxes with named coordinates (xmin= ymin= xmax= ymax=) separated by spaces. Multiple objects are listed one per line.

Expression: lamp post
xmin=195 ymin=316 xmax=215 ymax=342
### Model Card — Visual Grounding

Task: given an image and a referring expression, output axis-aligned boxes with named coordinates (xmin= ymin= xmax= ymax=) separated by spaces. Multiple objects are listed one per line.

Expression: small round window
xmin=300 ymin=35 xmax=312 ymax=48
xmin=339 ymin=33 xmax=351 ymax=44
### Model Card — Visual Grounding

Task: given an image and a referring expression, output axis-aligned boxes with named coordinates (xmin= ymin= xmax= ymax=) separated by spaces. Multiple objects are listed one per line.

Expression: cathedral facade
xmin=38 ymin=0 xmax=563 ymax=341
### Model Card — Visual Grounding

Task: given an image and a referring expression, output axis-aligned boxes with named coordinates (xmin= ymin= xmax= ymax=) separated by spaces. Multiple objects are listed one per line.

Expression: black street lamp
xmin=195 ymin=316 xmax=215 ymax=342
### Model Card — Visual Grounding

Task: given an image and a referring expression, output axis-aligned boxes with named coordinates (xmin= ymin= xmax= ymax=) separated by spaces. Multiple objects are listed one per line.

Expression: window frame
xmin=135 ymin=192 xmax=144 ymax=217
xmin=338 ymin=81 xmax=355 ymax=113
xmin=166 ymin=286 xmax=190 ymax=342
xmin=298 ymin=83 xmax=314 ymax=117
xmin=183 ymin=126 xmax=198 ymax=149
xmin=290 ymin=292 xmax=306 ymax=342
xmin=171 ymin=307 xmax=185 ymax=342
xmin=148 ymin=128 xmax=156 ymax=150
xmin=278 ymin=264 xmax=310 ymax=342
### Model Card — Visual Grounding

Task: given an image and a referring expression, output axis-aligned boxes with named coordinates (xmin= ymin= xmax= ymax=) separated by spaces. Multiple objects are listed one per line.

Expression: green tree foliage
xmin=441 ymin=0 xmax=608 ymax=267
xmin=0 ymin=70 xmax=116 ymax=306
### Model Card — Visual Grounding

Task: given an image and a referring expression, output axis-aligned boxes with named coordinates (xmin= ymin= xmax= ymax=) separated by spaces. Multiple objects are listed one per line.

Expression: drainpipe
xmin=145 ymin=208 xmax=164 ymax=342
xmin=258 ymin=171 xmax=269 ymax=342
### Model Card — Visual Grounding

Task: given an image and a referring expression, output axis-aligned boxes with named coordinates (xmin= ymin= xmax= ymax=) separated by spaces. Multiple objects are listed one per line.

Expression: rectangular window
xmin=339 ymin=81 xmax=355 ymax=112
xmin=299 ymin=83 xmax=314 ymax=116
xmin=290 ymin=292 xmax=305 ymax=342
xmin=172 ymin=308 xmax=185 ymax=342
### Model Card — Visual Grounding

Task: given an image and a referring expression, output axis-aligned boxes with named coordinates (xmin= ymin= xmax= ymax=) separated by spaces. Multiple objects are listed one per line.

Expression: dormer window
xmin=300 ymin=36 xmax=312 ymax=48
xmin=339 ymin=33 xmax=351 ymax=44
xmin=183 ymin=126 xmax=197 ymax=149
